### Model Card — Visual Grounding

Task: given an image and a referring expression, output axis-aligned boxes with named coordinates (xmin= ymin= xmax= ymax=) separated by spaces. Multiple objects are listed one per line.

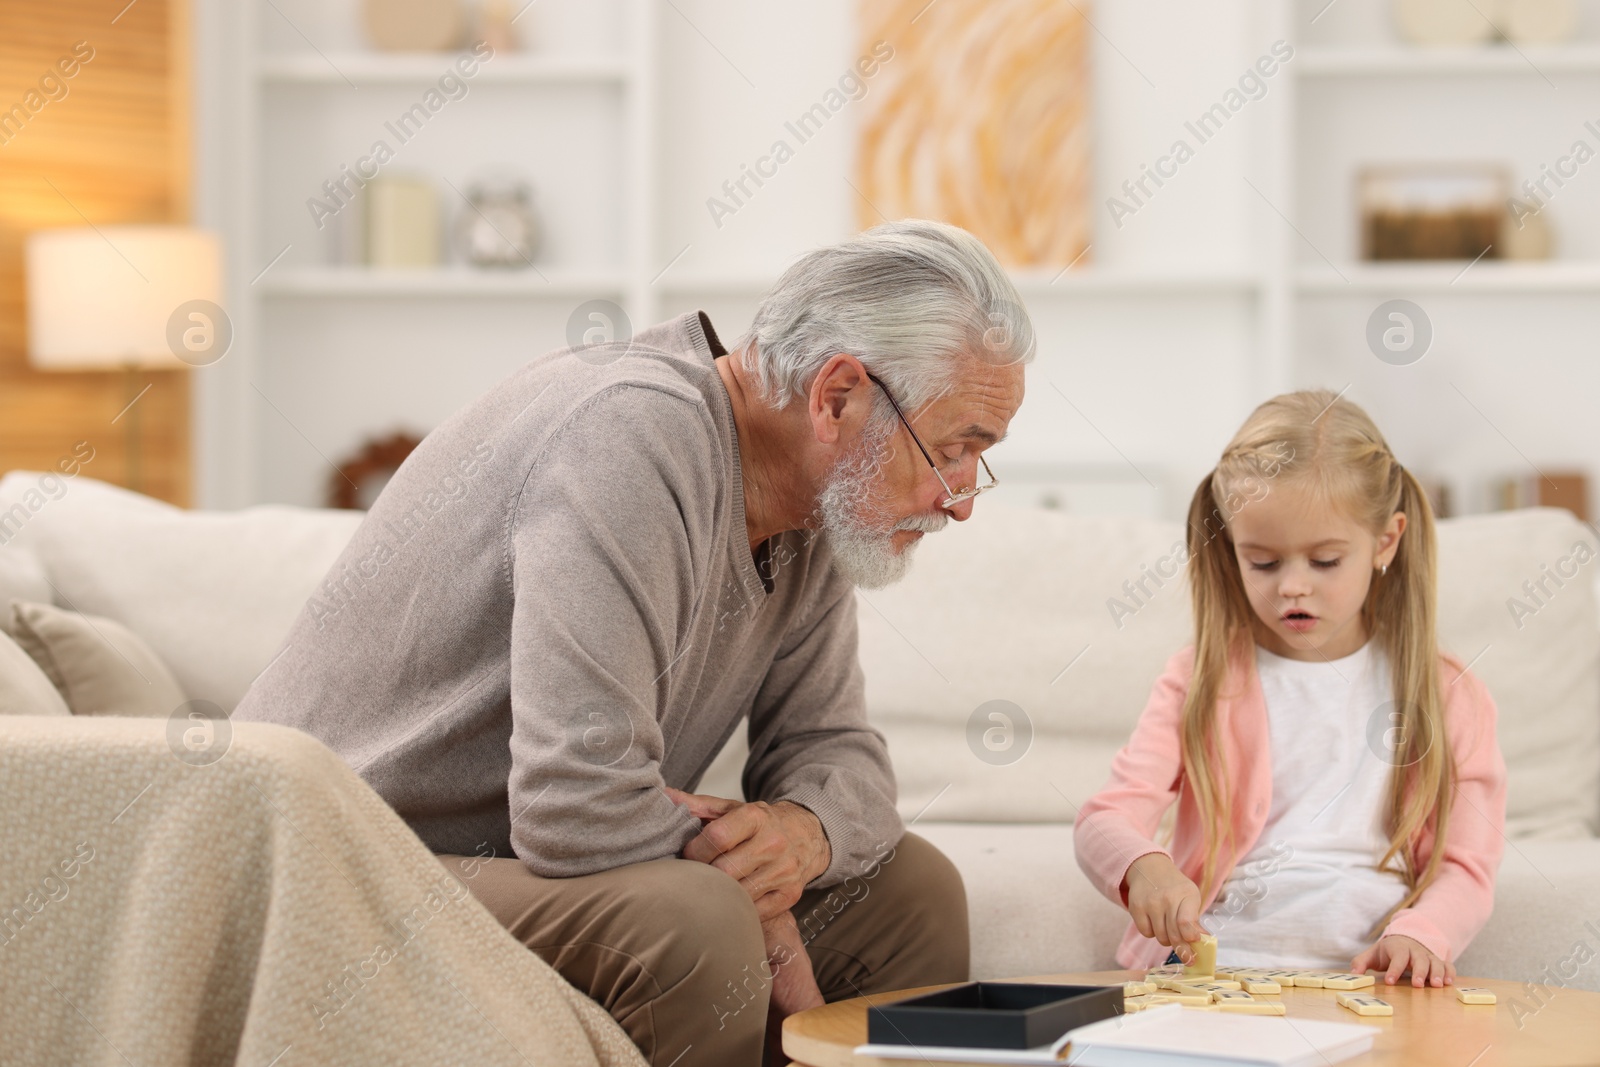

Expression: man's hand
xmin=1123 ymin=853 xmax=1207 ymax=964
xmin=1351 ymin=935 xmax=1455 ymax=987
xmin=665 ymin=786 xmax=832 ymax=921
xmin=762 ymin=912 xmax=825 ymax=1014
xmin=761 ymin=912 xmax=825 ymax=1065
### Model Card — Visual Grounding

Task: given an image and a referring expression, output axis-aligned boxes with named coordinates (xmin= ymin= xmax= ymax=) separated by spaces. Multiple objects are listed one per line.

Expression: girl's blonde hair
xmin=1182 ymin=388 xmax=1452 ymax=936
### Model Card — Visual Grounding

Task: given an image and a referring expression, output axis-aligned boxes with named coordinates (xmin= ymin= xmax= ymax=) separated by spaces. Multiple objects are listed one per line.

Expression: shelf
xmin=257 ymin=52 xmax=631 ymax=86
xmin=1297 ymin=44 xmax=1600 ymax=76
xmin=654 ymin=270 xmax=780 ymax=294
xmin=1296 ymin=261 xmax=1600 ymax=294
xmin=658 ymin=266 xmax=1260 ymax=298
xmin=1007 ymin=266 xmax=1259 ymax=297
xmin=259 ymin=266 xmax=628 ymax=297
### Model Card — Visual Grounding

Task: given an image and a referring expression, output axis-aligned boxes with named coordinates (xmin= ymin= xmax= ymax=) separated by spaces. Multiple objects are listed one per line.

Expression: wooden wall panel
xmin=0 ymin=0 xmax=191 ymax=505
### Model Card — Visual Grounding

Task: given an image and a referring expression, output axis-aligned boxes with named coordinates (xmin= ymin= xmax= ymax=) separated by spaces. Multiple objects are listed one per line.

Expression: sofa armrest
xmin=1457 ymin=836 xmax=1600 ymax=993
xmin=915 ymin=822 xmax=1127 ymax=979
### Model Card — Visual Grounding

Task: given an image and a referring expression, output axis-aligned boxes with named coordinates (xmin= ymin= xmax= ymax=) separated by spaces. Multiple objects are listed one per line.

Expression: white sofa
xmin=4 ymin=472 xmax=1598 ymax=991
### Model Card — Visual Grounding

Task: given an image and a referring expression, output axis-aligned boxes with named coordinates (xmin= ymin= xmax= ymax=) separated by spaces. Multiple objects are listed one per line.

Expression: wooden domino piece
xmin=1209 ymin=991 xmax=1286 ymax=1017
xmin=1146 ymin=964 xmax=1184 ymax=980
xmin=1183 ymin=933 xmax=1219 ymax=978
xmin=1322 ymin=973 xmax=1376 ymax=991
xmin=1456 ymin=987 xmax=1497 ymax=1005
xmin=1123 ymin=995 xmax=1157 ymax=1012
xmin=1252 ymin=969 xmax=1301 ymax=985
xmin=1337 ymin=993 xmax=1393 ymax=1017
xmin=1284 ymin=972 xmax=1325 ymax=988
xmin=1147 ymin=992 xmax=1212 ymax=1007
xmin=1123 ymin=981 xmax=1156 ymax=998
xmin=1156 ymin=978 xmax=1213 ymax=995
xmin=1187 ymin=980 xmax=1243 ymax=994
xmin=1240 ymin=977 xmax=1282 ymax=995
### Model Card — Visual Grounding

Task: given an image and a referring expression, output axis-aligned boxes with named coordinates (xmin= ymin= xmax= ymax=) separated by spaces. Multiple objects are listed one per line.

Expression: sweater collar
xmin=685 ymin=311 xmax=771 ymax=605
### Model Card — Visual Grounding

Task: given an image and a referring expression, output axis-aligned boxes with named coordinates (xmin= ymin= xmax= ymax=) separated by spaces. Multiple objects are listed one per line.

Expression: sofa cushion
xmin=0 ymin=546 xmax=52 ymax=607
xmin=6 ymin=601 xmax=187 ymax=718
xmin=1455 ymin=836 xmax=1600 ymax=991
xmin=855 ymin=503 xmax=1194 ymax=825
xmin=0 ymin=473 xmax=362 ymax=711
xmin=917 ymin=820 xmax=1600 ymax=990
xmin=1434 ymin=508 xmax=1600 ymax=839
xmin=5 ymin=475 xmax=1596 ymax=838
xmin=856 ymin=503 xmax=1600 ymax=840
xmin=0 ymin=628 xmax=71 ymax=717
xmin=915 ymin=821 xmax=1128 ymax=979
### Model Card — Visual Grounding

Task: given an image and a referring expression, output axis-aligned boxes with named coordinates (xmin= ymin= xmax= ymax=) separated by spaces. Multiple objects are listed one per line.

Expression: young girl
xmin=1074 ymin=390 xmax=1507 ymax=987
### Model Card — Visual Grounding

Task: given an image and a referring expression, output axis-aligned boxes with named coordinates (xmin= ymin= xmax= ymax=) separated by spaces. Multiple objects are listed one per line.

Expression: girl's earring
xmin=1380 ymin=563 xmax=1388 ymax=576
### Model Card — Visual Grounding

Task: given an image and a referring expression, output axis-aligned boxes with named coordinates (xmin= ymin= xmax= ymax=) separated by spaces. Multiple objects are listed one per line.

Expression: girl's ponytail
xmin=1368 ymin=464 xmax=1452 ymax=933
xmin=1180 ymin=471 xmax=1261 ymax=899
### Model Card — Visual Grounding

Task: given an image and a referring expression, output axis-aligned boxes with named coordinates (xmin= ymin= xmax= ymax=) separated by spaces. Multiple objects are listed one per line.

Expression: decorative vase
xmin=363 ymin=0 xmax=465 ymax=52
xmin=1393 ymin=0 xmax=1495 ymax=45
xmin=1503 ymin=0 xmax=1578 ymax=44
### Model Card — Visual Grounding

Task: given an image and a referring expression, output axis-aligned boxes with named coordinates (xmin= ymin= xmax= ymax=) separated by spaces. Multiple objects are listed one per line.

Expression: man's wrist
xmin=776 ymin=800 xmax=831 ymax=883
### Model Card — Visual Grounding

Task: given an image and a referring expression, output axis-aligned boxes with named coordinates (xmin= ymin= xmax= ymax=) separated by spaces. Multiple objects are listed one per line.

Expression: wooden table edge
xmin=782 ymin=969 xmax=1600 ymax=1067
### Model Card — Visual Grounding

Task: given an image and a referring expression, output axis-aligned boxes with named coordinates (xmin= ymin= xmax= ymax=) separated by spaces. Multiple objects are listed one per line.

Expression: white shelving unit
xmin=1289 ymin=1 xmax=1600 ymax=289
xmin=1297 ymin=43 xmax=1600 ymax=75
xmin=656 ymin=266 xmax=1263 ymax=299
xmin=255 ymin=52 xmax=632 ymax=84
xmin=191 ymin=0 xmax=1600 ymax=514
xmin=1297 ymin=261 xmax=1600 ymax=294
xmin=1283 ymin=0 xmax=1600 ymax=516
xmin=260 ymin=266 xmax=629 ymax=297
xmin=195 ymin=0 xmax=658 ymax=507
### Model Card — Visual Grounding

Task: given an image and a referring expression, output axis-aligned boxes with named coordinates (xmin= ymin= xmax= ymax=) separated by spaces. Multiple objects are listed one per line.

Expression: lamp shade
xmin=26 ymin=226 xmax=224 ymax=370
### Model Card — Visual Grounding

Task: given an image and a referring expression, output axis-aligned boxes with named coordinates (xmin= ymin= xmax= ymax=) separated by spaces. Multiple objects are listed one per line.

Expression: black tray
xmin=867 ymin=982 xmax=1124 ymax=1050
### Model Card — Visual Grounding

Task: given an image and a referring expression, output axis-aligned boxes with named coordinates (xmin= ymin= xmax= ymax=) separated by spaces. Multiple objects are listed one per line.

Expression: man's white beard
xmin=817 ymin=424 xmax=949 ymax=589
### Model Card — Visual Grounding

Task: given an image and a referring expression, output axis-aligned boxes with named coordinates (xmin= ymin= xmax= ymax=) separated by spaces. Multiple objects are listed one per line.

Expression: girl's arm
xmin=1376 ymin=665 xmax=1508 ymax=964
xmin=1074 ymin=648 xmax=1194 ymax=906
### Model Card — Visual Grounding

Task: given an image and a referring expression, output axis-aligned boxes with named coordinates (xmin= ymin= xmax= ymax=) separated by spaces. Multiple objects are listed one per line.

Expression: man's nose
xmin=944 ymin=496 xmax=976 ymax=522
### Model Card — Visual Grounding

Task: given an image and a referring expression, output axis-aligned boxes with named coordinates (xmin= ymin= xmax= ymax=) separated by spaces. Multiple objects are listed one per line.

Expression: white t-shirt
xmin=1199 ymin=641 xmax=1409 ymax=969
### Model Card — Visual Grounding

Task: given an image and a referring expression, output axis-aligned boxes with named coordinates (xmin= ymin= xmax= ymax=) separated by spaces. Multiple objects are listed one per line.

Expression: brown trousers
xmin=442 ymin=832 xmax=969 ymax=1067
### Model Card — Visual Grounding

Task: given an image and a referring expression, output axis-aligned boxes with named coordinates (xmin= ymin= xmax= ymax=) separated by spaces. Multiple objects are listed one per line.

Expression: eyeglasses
xmin=866 ymin=372 xmax=998 ymax=510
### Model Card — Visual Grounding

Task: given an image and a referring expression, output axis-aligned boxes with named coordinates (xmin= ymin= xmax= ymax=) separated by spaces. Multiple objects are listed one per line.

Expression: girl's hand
xmin=1123 ymin=853 xmax=1208 ymax=963
xmin=1351 ymin=935 xmax=1455 ymax=987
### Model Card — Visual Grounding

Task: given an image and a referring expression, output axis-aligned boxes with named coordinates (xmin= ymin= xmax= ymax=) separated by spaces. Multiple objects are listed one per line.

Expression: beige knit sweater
xmin=235 ymin=312 xmax=902 ymax=888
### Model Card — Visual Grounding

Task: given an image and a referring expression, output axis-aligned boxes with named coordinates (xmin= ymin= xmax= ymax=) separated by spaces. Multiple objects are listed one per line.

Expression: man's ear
xmin=807 ymin=353 xmax=870 ymax=446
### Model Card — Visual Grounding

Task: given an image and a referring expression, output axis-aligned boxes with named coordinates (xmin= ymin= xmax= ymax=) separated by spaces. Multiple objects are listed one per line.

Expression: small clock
xmin=456 ymin=177 xmax=541 ymax=269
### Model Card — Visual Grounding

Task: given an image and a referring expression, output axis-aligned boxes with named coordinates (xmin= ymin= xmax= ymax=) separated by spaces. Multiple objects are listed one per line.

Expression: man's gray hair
xmin=736 ymin=220 xmax=1035 ymax=424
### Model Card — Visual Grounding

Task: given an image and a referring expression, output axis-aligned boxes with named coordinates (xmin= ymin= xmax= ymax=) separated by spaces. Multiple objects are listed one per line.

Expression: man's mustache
xmin=896 ymin=512 xmax=949 ymax=535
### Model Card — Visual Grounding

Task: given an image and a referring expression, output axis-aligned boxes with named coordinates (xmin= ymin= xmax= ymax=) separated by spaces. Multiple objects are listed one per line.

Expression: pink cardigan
xmin=1074 ymin=644 xmax=1507 ymax=969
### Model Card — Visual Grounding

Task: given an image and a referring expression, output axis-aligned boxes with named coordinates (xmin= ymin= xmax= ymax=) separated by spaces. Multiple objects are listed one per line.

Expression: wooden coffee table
xmin=783 ymin=969 xmax=1600 ymax=1066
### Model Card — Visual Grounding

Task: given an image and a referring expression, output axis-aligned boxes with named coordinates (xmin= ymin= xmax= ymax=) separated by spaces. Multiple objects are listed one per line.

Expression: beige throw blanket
xmin=0 ymin=716 xmax=647 ymax=1067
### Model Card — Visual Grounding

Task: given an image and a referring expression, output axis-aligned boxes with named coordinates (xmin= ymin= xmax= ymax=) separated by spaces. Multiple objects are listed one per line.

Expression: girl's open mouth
xmin=1281 ymin=609 xmax=1317 ymax=632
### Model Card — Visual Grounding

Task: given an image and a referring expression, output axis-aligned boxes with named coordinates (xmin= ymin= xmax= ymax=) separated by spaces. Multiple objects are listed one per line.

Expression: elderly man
xmin=235 ymin=220 xmax=1032 ymax=1065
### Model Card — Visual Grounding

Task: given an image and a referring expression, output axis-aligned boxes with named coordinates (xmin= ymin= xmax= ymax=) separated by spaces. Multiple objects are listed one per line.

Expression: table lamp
xmin=26 ymin=226 xmax=224 ymax=493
